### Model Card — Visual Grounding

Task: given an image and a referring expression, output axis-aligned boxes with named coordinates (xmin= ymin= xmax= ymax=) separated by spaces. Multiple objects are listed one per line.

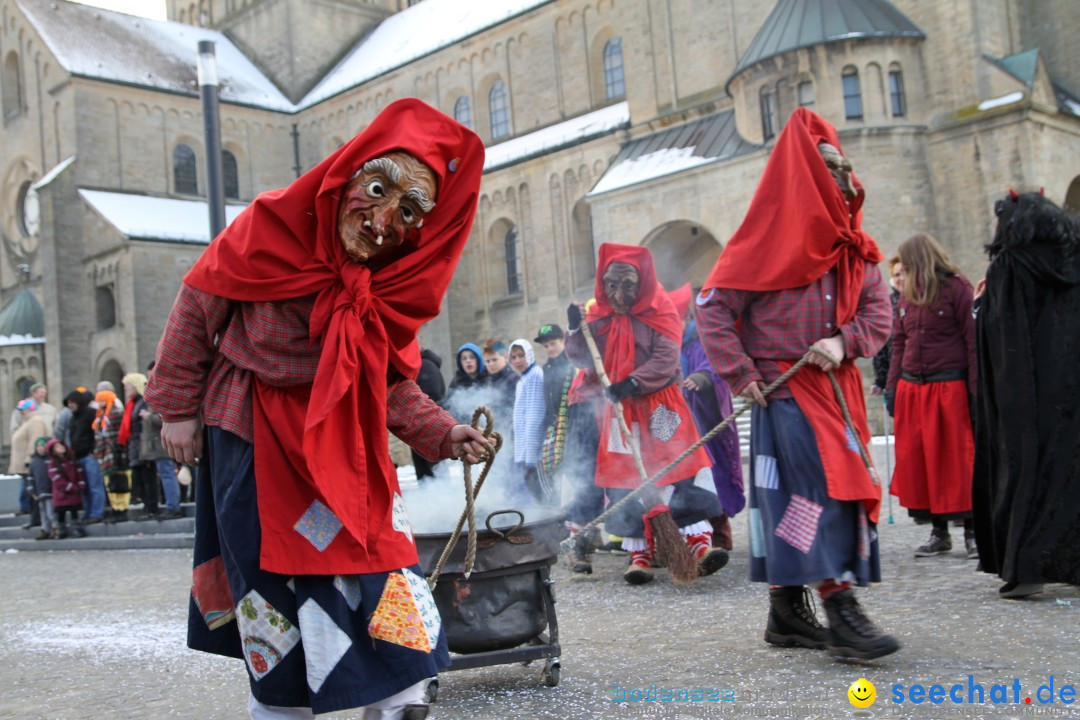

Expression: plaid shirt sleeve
xmin=838 ymin=263 xmax=892 ymax=360
xmin=145 ymin=284 xmax=232 ymax=423
xmin=387 ymin=378 xmax=458 ymax=461
xmin=697 ymin=288 xmax=763 ymax=396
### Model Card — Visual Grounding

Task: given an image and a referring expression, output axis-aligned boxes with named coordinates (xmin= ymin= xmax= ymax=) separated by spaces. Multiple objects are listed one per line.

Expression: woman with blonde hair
xmin=885 ymin=233 xmax=977 ymax=558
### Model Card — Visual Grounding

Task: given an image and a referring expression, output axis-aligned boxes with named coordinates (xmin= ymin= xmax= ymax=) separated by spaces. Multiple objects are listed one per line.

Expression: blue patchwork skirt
xmin=746 ymin=399 xmax=880 ymax=587
xmin=187 ymin=427 xmax=449 ymax=714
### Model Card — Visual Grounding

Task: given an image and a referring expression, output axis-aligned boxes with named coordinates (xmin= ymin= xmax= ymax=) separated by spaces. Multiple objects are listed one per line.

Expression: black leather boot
xmin=764 ymin=586 xmax=829 ymax=650
xmin=822 ymin=588 xmax=900 ymax=660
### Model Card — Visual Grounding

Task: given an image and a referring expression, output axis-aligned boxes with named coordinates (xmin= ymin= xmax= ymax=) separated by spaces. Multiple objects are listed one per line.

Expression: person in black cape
xmin=972 ymin=190 xmax=1080 ymax=600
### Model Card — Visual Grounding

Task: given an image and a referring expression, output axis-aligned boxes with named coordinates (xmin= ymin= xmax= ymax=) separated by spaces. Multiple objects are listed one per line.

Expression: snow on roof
xmin=78 ymin=189 xmax=247 ymax=244
xmin=484 ymin=102 xmax=630 ymax=172
xmin=978 ymin=91 xmax=1025 ymax=112
xmin=0 ymin=334 xmax=44 ymax=347
xmin=19 ymin=0 xmax=294 ymax=111
xmin=300 ymin=0 xmax=552 ymax=108
xmin=589 ymin=110 xmax=760 ymax=197
xmin=33 ymin=156 xmax=76 ymax=190
xmin=589 ymin=147 xmax=717 ymax=196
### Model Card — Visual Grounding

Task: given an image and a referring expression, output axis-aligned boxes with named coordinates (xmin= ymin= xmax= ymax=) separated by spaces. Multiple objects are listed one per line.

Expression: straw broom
xmin=578 ymin=319 xmax=700 ymax=584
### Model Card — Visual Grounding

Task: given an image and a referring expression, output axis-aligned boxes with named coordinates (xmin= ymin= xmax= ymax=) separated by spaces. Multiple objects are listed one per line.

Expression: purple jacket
xmin=47 ymin=440 xmax=86 ymax=509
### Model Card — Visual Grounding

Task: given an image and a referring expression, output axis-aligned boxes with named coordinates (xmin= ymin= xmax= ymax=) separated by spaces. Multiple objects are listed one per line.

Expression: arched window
xmin=3 ymin=52 xmax=23 ymax=120
xmin=842 ymin=67 xmax=862 ymax=120
xmin=173 ymin=144 xmax=198 ymax=195
xmin=489 ymin=81 xmax=510 ymax=140
xmin=603 ymin=37 xmax=626 ymax=100
xmin=760 ymin=87 xmax=777 ymax=140
xmin=505 ymin=226 xmax=522 ymax=294
xmin=888 ymin=66 xmax=906 ymax=117
xmin=96 ymin=285 xmax=116 ymax=330
xmin=798 ymin=80 xmax=815 ymax=109
xmin=222 ymin=150 xmax=240 ymax=199
xmin=454 ymin=96 xmax=472 ymax=129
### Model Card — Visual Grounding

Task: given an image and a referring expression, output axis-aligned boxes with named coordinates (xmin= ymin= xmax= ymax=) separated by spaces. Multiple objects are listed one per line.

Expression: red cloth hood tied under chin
xmin=183 ymin=98 xmax=484 ymax=568
xmin=702 ymin=107 xmax=882 ymax=326
xmin=587 ymin=243 xmax=681 ymax=382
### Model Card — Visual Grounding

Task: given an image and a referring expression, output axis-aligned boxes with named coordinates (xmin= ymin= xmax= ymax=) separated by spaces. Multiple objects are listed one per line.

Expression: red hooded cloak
xmin=184 ymin=98 xmax=484 ymax=574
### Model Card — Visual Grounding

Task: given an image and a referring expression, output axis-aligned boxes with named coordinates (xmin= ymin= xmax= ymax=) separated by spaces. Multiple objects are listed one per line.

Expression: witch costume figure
xmin=564 ymin=244 xmax=725 ymax=586
xmin=972 ymin=190 xmax=1080 ymax=600
xmin=145 ymin=99 xmax=490 ymax=720
xmin=697 ymin=108 xmax=898 ymax=661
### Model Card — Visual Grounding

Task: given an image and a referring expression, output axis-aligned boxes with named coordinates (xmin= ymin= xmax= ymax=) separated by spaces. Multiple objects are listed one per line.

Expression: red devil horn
xmin=1009 ymin=188 xmax=1020 ymax=200
xmin=1039 ymin=187 xmax=1045 ymax=196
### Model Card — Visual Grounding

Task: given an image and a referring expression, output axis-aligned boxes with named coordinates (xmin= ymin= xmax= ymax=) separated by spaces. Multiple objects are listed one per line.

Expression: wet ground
xmin=2 ymin=504 xmax=1078 ymax=720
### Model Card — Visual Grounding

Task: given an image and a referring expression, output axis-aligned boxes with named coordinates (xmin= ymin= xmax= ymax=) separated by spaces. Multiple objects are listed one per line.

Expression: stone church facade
xmin=0 ymin=0 xmax=1078 ymax=449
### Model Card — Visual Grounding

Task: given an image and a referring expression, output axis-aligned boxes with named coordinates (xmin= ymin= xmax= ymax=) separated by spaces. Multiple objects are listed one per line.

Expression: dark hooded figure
xmin=972 ymin=191 xmax=1080 ymax=600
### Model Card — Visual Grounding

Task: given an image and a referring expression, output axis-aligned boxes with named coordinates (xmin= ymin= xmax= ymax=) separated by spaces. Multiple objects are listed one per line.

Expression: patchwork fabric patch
xmin=402 ymin=568 xmax=441 ymax=651
xmin=774 ymin=494 xmax=824 ymax=555
xmin=191 ymin=555 xmax=236 ymax=630
xmin=333 ymin=574 xmax=362 ymax=612
xmin=298 ymin=598 xmax=352 ymax=694
xmin=649 ymin=404 xmax=681 ymax=443
xmin=293 ymin=499 xmax=343 ymax=552
xmin=754 ymin=454 xmax=779 ymax=490
xmin=368 ymin=572 xmax=433 ymax=653
xmin=748 ymin=508 xmax=766 ymax=558
xmin=607 ymin=420 xmax=641 ymax=455
xmin=236 ymin=589 xmax=301 ymax=681
xmin=391 ymin=492 xmax=413 ymax=541
xmin=286 ymin=578 xmax=295 ymax=593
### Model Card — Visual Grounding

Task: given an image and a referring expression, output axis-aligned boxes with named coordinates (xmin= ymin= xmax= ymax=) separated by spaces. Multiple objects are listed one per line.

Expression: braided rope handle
xmin=427 ymin=407 xmax=503 ymax=589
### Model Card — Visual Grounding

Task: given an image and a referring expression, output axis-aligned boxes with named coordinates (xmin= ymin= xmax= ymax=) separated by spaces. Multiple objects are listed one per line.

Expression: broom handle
xmin=578 ymin=319 xmax=662 ymax=507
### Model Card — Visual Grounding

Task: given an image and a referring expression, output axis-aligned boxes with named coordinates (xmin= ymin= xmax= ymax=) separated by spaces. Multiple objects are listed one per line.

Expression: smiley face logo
xmin=848 ymin=678 xmax=876 ymax=708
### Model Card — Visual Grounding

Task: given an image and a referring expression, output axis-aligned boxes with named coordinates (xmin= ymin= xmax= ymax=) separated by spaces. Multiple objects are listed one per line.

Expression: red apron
xmin=595 ymin=383 xmax=711 ymax=490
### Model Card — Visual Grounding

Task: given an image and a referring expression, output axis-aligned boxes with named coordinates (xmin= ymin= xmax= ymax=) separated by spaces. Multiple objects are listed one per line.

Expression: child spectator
xmin=509 ymin=339 xmax=548 ymax=502
xmin=28 ymin=437 xmax=55 ymax=540
xmin=47 ymin=439 xmax=87 ymax=538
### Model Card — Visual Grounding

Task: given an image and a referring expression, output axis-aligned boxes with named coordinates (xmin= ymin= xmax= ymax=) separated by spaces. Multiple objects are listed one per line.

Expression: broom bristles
xmin=649 ymin=511 xmax=698 ymax=585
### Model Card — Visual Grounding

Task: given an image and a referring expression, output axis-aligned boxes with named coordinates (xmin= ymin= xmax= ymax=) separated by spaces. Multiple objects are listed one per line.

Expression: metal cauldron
xmin=415 ymin=509 xmax=564 ymax=652
xmin=415 ymin=508 xmax=565 ymax=687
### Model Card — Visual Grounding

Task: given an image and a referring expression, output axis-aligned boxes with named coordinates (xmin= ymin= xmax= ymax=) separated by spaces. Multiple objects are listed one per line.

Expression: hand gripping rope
xmin=427 ymin=407 xmax=503 ymax=589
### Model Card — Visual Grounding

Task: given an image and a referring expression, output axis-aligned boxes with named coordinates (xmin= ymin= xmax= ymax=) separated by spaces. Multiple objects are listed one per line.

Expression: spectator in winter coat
xmin=93 ymin=390 xmax=130 ymax=521
xmin=65 ymin=389 xmax=106 ymax=523
xmin=509 ymin=339 xmax=548 ymax=503
xmin=442 ymin=342 xmax=488 ymax=423
xmin=121 ymin=373 xmax=156 ymax=515
xmin=139 ymin=403 xmax=182 ymax=519
xmin=47 ymin=439 xmax=87 ymax=538
xmin=28 ymin=438 xmax=55 ymax=539
xmin=10 ymin=399 xmax=54 ymax=528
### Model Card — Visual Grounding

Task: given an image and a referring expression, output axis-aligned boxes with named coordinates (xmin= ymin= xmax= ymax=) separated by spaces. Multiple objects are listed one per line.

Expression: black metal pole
xmin=198 ymin=40 xmax=226 ymax=240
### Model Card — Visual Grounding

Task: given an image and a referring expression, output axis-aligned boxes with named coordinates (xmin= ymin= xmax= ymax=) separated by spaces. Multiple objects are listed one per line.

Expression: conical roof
xmin=0 ymin=289 xmax=45 ymax=339
xmin=729 ymin=0 xmax=924 ymax=86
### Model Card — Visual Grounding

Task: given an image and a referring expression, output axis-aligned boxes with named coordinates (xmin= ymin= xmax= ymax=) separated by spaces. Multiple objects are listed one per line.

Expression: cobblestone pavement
xmin=2 ymin=458 xmax=1079 ymax=719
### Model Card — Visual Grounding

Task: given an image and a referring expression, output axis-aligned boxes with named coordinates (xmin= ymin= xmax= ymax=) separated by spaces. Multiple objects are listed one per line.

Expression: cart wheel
xmin=424 ymin=678 xmax=439 ymax=703
xmin=541 ymin=659 xmax=561 ymax=687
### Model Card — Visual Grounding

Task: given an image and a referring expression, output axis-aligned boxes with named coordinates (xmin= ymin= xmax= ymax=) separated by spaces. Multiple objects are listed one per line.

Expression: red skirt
xmin=595 ymin=383 xmax=711 ymax=489
xmin=890 ymin=378 xmax=974 ymax=515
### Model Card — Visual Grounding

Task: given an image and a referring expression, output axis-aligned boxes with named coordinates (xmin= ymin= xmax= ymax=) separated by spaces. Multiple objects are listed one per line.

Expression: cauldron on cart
xmin=415 ymin=507 xmax=566 ymax=698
